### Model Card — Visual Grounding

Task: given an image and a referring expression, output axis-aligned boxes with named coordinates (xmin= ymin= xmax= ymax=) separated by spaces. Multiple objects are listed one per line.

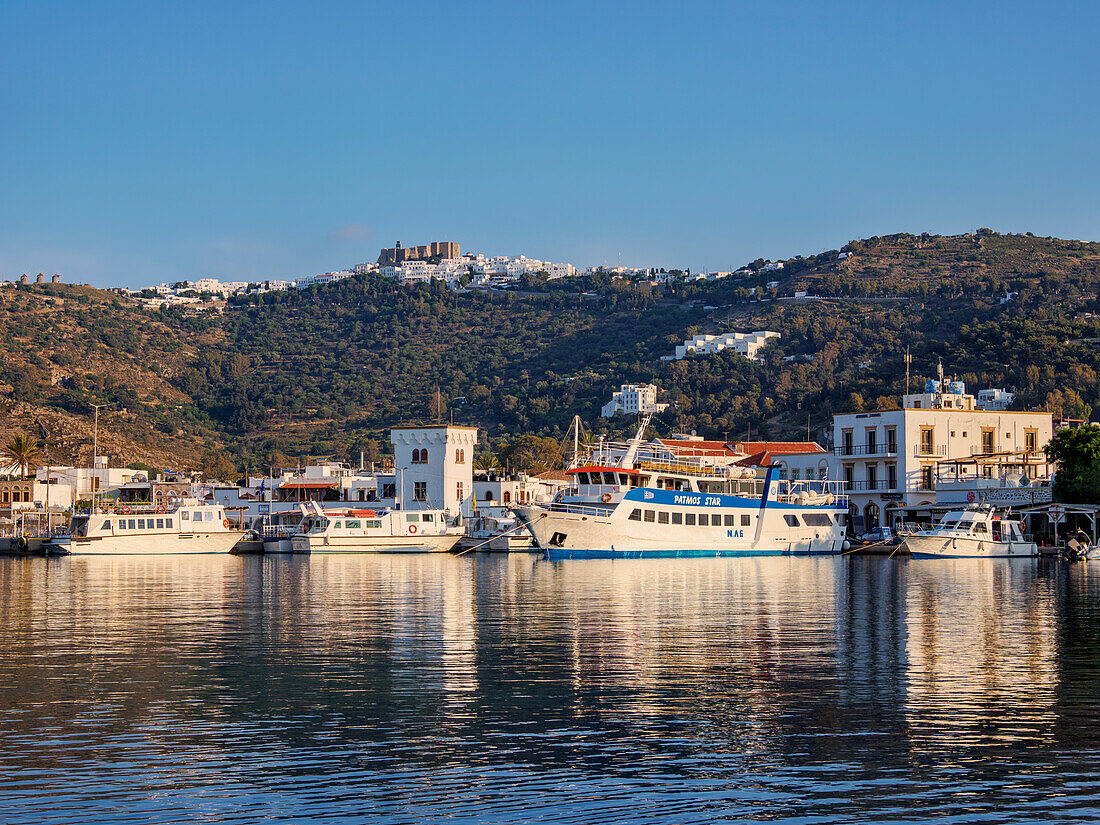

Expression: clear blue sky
xmin=3 ymin=1 xmax=1098 ymax=288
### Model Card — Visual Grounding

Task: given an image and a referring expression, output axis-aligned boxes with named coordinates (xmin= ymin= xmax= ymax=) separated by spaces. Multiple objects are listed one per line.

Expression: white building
xmin=832 ymin=383 xmax=1053 ymax=534
xmin=36 ymin=461 xmax=149 ymax=501
xmin=977 ymin=388 xmax=1015 ymax=411
xmin=390 ymin=425 xmax=478 ymax=514
xmin=472 ymin=472 xmax=565 ymax=507
xmin=601 ymin=383 xmax=669 ymax=418
xmin=663 ymin=330 xmax=780 ymax=362
xmin=545 ymin=262 xmax=576 ymax=279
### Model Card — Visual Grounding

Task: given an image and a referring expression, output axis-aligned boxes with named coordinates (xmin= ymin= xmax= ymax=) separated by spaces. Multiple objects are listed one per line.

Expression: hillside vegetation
xmin=3 ymin=230 xmax=1100 ymax=472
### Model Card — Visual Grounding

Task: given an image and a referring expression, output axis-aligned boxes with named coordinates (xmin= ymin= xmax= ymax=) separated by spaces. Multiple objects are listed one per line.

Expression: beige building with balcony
xmin=832 ymin=388 xmax=1052 ymax=533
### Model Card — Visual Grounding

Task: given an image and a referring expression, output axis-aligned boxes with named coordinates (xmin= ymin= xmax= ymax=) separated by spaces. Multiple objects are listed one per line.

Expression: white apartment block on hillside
xmin=601 ymin=384 xmax=669 ymax=418
xmin=663 ymin=330 xmax=780 ymax=362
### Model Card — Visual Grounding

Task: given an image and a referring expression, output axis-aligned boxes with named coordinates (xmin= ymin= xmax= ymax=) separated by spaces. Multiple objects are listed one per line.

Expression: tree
xmin=473 ymin=451 xmax=498 ymax=473
xmin=1045 ymin=424 xmax=1100 ymax=504
xmin=200 ymin=450 xmax=237 ymax=482
xmin=2 ymin=434 xmax=43 ymax=479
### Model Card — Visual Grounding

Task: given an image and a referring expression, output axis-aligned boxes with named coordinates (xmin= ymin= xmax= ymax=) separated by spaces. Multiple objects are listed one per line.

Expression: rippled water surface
xmin=1 ymin=554 xmax=1099 ymax=823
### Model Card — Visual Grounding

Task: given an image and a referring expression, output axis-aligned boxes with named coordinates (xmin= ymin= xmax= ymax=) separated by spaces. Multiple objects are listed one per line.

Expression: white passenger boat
xmin=50 ymin=500 xmax=244 ymax=555
xmin=290 ymin=502 xmax=463 ymax=553
xmin=513 ymin=416 xmax=849 ymax=559
xmin=902 ymin=506 xmax=1037 ymax=559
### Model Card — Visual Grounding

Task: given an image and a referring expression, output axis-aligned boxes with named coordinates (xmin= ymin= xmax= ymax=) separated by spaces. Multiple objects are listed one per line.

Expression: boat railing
xmin=772 ymin=480 xmax=848 ymax=507
xmin=260 ymin=525 xmax=299 ymax=538
xmin=546 ymin=501 xmax=616 ymax=518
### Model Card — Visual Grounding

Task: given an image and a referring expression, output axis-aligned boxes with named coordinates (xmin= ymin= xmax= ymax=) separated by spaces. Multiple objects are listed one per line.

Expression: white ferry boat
xmin=513 ymin=417 xmax=848 ymax=559
xmin=50 ymin=500 xmax=244 ymax=555
xmin=902 ymin=506 xmax=1037 ymax=559
xmin=290 ymin=502 xmax=463 ymax=553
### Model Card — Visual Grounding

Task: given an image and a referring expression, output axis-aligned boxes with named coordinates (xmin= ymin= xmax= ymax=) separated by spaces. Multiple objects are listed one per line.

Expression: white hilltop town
xmin=29 ymin=238 xmax=812 ymax=310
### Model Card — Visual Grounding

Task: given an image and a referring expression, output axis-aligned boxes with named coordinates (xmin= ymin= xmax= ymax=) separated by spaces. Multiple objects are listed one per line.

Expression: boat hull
xmin=290 ymin=533 xmax=462 ymax=553
xmin=515 ymin=502 xmax=845 ymax=560
xmin=262 ymin=537 xmax=299 ymax=554
xmin=903 ymin=535 xmax=1038 ymax=559
xmin=64 ymin=531 xmax=245 ymax=555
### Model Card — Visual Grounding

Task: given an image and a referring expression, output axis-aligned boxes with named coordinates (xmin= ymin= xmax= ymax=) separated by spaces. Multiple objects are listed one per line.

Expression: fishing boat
xmin=513 ymin=415 xmax=849 ymax=559
xmin=48 ymin=499 xmax=244 ymax=555
xmin=289 ymin=501 xmax=463 ymax=553
xmin=464 ymin=510 xmax=536 ymax=552
xmin=901 ymin=505 xmax=1037 ymax=558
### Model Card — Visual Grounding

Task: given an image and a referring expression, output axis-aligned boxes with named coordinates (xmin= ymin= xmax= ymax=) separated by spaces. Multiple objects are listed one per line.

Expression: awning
xmin=278 ymin=481 xmax=339 ymax=490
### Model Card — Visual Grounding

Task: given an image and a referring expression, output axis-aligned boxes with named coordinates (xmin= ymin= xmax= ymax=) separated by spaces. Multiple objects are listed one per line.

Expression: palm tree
xmin=473 ymin=451 xmax=498 ymax=473
xmin=3 ymin=434 xmax=44 ymax=479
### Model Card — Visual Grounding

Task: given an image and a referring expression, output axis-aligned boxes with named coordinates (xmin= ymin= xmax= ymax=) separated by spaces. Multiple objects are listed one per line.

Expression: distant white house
xmin=601 ymin=384 xmax=669 ymax=418
xmin=977 ymin=388 xmax=1015 ymax=411
xmin=662 ymin=331 xmax=781 ymax=362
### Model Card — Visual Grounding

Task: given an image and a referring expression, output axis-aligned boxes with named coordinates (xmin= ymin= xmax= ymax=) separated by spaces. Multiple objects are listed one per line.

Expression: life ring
xmin=156 ymin=505 xmax=166 ymax=514
xmin=223 ymin=519 xmax=230 ymax=528
xmin=409 ymin=524 xmax=418 ymax=534
xmin=121 ymin=505 xmax=132 ymax=515
xmin=16 ymin=536 xmax=28 ymax=552
xmin=601 ymin=493 xmax=613 ymax=503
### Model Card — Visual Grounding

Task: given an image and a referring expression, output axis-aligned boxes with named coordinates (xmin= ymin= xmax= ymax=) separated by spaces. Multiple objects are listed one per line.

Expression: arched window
xmin=421 ymin=449 xmax=429 ymax=465
xmin=503 ymin=491 xmax=511 ymax=504
xmin=455 ymin=449 xmax=465 ymax=463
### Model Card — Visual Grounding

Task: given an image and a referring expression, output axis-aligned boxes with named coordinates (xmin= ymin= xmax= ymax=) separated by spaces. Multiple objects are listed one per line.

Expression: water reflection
xmin=0 ymin=554 xmax=1097 ymax=824
xmin=902 ymin=558 xmax=1058 ymax=750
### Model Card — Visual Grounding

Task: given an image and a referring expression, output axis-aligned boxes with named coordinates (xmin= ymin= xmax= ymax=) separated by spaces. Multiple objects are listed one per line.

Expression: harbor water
xmin=1 ymin=554 xmax=1098 ymax=823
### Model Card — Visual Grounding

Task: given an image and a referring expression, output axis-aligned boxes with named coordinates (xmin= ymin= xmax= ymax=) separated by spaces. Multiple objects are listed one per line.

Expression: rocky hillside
xmin=3 ymin=230 xmax=1099 ymax=474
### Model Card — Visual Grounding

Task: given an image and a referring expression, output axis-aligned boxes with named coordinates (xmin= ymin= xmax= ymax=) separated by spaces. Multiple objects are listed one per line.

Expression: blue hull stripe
xmin=545 ymin=548 xmax=840 ymax=560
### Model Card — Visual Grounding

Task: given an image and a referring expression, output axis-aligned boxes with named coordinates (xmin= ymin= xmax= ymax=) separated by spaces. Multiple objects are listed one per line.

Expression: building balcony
xmin=834 ymin=444 xmax=898 ymax=457
xmin=914 ymin=445 xmax=949 ymax=457
xmin=847 ymin=481 xmax=900 ymax=492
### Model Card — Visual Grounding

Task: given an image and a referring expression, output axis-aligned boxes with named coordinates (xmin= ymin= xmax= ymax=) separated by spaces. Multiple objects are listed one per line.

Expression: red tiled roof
xmin=656 ymin=439 xmax=735 ymax=456
xmin=535 ymin=470 xmax=572 ymax=482
xmin=657 ymin=439 xmax=824 ymax=457
xmin=728 ymin=441 xmax=824 ymax=455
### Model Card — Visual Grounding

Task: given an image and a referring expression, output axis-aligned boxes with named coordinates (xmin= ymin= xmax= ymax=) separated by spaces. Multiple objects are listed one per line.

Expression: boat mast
xmin=621 ymin=412 xmax=653 ymax=468
xmin=572 ymin=415 xmax=580 ymax=469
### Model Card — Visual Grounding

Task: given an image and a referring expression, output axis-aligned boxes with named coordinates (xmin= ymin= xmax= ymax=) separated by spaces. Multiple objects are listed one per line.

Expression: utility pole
xmin=89 ymin=403 xmax=107 ymax=512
